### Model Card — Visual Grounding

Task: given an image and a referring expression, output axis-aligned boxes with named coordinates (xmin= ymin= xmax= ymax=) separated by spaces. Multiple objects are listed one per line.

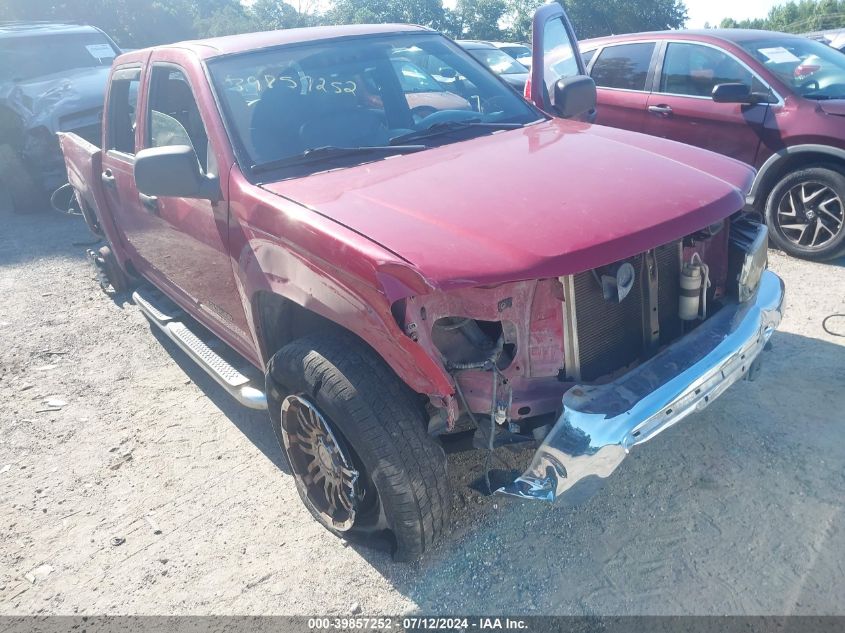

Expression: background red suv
xmin=581 ymin=29 xmax=845 ymax=261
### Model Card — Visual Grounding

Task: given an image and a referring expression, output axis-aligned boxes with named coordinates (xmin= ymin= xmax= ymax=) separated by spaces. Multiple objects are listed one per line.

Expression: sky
xmin=684 ymin=0 xmax=784 ymax=28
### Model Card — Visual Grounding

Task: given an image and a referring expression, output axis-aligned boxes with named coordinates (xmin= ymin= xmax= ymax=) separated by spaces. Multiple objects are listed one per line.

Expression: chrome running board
xmin=132 ymin=288 xmax=267 ymax=410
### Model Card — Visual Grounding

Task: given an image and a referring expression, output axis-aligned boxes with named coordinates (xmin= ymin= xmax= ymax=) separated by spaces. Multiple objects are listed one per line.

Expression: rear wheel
xmin=0 ymin=144 xmax=46 ymax=213
xmin=765 ymin=165 xmax=845 ymax=261
xmin=266 ymin=333 xmax=451 ymax=560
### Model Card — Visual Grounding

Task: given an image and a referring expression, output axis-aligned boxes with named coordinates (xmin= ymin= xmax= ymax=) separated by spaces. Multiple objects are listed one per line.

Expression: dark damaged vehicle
xmin=0 ymin=21 xmax=119 ymax=211
xmin=59 ymin=5 xmax=784 ymax=560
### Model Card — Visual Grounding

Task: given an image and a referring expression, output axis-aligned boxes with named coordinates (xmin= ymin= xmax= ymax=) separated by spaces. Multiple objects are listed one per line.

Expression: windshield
xmin=0 ymin=33 xmax=118 ymax=82
xmin=739 ymin=37 xmax=845 ymax=99
xmin=208 ymin=32 xmax=540 ymax=174
xmin=500 ymin=45 xmax=531 ymax=60
xmin=467 ymin=47 xmax=528 ymax=75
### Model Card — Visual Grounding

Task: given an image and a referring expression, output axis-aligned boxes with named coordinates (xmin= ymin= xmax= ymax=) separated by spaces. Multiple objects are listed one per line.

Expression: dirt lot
xmin=1 ymin=193 xmax=844 ymax=616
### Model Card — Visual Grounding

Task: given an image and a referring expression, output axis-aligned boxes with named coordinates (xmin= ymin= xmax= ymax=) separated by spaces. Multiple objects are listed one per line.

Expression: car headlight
xmin=730 ymin=218 xmax=768 ymax=302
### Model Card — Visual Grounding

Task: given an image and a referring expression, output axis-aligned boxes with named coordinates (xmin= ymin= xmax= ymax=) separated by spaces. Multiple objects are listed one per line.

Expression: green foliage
xmin=0 ymin=0 xmax=197 ymax=47
xmin=443 ymin=0 xmax=508 ymax=40
xmin=561 ymin=0 xmax=688 ymax=40
xmin=497 ymin=0 xmax=687 ymax=42
xmin=720 ymin=0 xmax=845 ymax=33
xmin=194 ymin=4 xmax=260 ymax=38
xmin=503 ymin=0 xmax=543 ymax=42
xmin=325 ymin=0 xmax=445 ymax=29
xmin=0 ymin=0 xmax=690 ymax=48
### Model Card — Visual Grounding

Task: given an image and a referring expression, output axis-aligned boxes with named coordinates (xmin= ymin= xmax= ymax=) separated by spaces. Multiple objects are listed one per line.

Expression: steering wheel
xmin=479 ymin=95 xmax=508 ymax=116
xmin=412 ymin=109 xmax=480 ymax=130
xmin=799 ymin=78 xmax=820 ymax=92
xmin=410 ymin=106 xmax=437 ymax=125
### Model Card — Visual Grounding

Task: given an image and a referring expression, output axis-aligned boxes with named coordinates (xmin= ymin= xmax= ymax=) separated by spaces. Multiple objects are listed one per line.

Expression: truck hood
xmin=0 ymin=66 xmax=110 ymax=132
xmin=261 ymin=118 xmax=754 ymax=291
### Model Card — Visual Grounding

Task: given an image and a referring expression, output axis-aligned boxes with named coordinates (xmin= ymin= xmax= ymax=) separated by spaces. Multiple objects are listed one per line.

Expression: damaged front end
xmin=1 ymin=68 xmax=108 ymax=192
xmin=500 ymin=267 xmax=783 ymax=501
xmin=402 ymin=217 xmax=784 ymax=503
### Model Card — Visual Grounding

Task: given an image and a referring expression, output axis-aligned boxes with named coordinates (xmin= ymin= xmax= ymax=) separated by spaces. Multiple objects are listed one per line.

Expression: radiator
xmin=571 ymin=242 xmax=681 ymax=382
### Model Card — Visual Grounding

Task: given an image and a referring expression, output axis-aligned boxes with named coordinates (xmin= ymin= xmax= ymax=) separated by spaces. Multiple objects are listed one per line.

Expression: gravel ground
xmin=1 ymin=194 xmax=844 ymax=616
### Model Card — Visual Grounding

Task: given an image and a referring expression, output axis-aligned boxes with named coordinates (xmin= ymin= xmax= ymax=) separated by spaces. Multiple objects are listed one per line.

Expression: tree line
xmin=0 ymin=0 xmax=687 ymax=48
xmin=719 ymin=0 xmax=845 ymax=33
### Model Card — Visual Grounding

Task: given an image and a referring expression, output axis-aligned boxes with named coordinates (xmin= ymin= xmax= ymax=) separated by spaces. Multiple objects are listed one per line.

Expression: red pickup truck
xmin=60 ymin=5 xmax=784 ymax=560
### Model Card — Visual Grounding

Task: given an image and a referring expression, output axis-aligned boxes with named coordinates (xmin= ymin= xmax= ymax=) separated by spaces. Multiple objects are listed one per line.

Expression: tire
xmin=266 ymin=333 xmax=451 ymax=561
xmin=765 ymin=165 xmax=845 ymax=261
xmin=97 ymin=245 xmax=130 ymax=294
xmin=0 ymin=144 xmax=46 ymax=214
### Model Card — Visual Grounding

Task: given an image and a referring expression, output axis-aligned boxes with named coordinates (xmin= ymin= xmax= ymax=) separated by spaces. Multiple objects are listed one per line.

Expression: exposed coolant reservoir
xmin=679 ymin=261 xmax=703 ymax=321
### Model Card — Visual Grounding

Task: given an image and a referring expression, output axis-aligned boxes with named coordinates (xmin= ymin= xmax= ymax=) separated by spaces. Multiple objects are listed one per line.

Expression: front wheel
xmin=765 ymin=165 xmax=845 ymax=261
xmin=266 ymin=333 xmax=451 ymax=560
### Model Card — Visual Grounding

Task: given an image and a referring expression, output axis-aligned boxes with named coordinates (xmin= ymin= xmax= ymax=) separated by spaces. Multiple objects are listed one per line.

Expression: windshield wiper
xmin=251 ymin=144 xmax=426 ymax=174
xmin=804 ymin=94 xmax=845 ymax=100
xmin=389 ymin=120 xmax=525 ymax=145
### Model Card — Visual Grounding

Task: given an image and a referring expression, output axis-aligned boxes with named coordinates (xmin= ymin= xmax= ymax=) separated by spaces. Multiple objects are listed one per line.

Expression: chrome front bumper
xmin=497 ymin=270 xmax=785 ymax=502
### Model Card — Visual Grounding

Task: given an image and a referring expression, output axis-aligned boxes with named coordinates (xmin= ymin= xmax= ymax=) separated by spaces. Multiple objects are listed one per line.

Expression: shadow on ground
xmin=144 ymin=321 xmax=287 ymax=473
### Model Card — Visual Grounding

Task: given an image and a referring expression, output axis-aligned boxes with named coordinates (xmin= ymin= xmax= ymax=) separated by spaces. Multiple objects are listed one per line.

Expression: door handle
xmin=139 ymin=192 xmax=159 ymax=213
xmin=648 ymin=104 xmax=673 ymax=117
xmin=101 ymin=169 xmax=116 ymax=188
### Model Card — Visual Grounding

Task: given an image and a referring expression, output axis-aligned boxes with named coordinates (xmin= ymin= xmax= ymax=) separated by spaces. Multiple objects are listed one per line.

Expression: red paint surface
xmin=61 ymin=25 xmax=756 ymax=410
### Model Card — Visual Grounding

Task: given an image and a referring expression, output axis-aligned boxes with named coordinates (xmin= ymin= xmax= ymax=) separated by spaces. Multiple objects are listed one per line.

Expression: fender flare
xmin=748 ymin=144 xmax=845 ymax=207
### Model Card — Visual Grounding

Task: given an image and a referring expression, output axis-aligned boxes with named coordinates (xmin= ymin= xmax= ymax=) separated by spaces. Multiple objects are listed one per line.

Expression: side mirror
xmin=712 ymin=82 xmax=754 ymax=104
xmin=553 ymin=75 xmax=597 ymax=119
xmin=439 ymin=68 xmax=458 ymax=79
xmin=135 ymin=145 xmax=219 ymax=200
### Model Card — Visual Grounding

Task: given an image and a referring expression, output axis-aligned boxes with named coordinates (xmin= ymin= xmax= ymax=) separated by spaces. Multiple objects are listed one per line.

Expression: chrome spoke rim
xmin=281 ymin=395 xmax=359 ymax=531
xmin=777 ymin=181 xmax=844 ymax=249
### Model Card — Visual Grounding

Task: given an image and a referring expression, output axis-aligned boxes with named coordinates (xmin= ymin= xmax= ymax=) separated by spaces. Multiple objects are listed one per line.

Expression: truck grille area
xmin=573 ymin=242 xmax=681 ymax=382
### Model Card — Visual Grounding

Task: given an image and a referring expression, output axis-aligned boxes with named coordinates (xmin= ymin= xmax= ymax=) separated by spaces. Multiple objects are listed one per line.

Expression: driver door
xmin=132 ymin=63 xmax=251 ymax=348
xmin=528 ymin=3 xmax=592 ymax=120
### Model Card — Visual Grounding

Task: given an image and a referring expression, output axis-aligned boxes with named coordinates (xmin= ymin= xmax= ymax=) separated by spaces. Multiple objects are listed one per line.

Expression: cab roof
xmin=123 ymin=23 xmax=431 ymax=61
xmin=581 ymin=29 xmax=808 ymax=49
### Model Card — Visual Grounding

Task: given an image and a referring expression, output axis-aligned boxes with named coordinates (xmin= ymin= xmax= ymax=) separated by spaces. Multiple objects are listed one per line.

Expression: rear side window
xmin=591 ymin=43 xmax=655 ymax=91
xmin=660 ymin=42 xmax=757 ymax=97
xmin=147 ymin=66 xmax=209 ymax=171
xmin=106 ymin=69 xmax=140 ymax=155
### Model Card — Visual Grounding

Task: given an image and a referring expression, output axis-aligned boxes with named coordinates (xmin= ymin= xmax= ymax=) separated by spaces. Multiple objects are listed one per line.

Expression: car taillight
xmin=523 ymin=75 xmax=531 ymax=101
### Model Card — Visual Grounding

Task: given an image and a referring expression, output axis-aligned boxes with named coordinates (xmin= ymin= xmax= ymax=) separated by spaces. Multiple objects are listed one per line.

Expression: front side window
xmin=147 ymin=67 xmax=209 ymax=171
xmin=739 ymin=36 xmax=845 ymax=99
xmin=591 ymin=43 xmax=655 ymax=91
xmin=107 ymin=72 xmax=139 ymax=155
xmin=660 ymin=42 xmax=763 ymax=97
xmin=208 ymin=33 xmax=540 ymax=174
xmin=542 ymin=17 xmax=580 ymax=97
